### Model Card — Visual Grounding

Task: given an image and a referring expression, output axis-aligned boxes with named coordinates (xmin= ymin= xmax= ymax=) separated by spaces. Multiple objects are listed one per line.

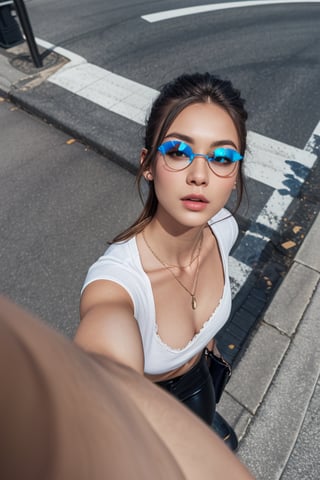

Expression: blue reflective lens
xmin=211 ymin=148 xmax=243 ymax=163
xmin=158 ymin=140 xmax=192 ymax=157
xmin=158 ymin=141 xmax=242 ymax=163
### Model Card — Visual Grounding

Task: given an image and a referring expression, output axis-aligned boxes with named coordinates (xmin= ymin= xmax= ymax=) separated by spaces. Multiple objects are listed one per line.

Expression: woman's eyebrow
xmin=211 ymin=139 xmax=238 ymax=150
xmin=163 ymin=132 xmax=193 ymax=143
xmin=163 ymin=133 xmax=238 ymax=150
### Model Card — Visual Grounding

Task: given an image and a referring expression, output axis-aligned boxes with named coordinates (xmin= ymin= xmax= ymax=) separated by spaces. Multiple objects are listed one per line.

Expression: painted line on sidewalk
xmin=49 ymin=63 xmax=158 ymax=125
xmin=141 ymin=0 xmax=320 ymax=23
xmin=36 ymin=38 xmax=158 ymax=126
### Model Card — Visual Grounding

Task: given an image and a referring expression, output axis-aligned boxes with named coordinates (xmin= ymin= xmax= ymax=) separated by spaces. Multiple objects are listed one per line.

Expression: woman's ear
xmin=141 ymin=148 xmax=153 ymax=181
xmin=143 ymin=170 xmax=154 ymax=182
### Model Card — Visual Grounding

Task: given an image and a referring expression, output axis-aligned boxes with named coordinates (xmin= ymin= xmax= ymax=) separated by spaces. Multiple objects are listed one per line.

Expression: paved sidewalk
xmin=223 ymin=211 xmax=320 ymax=479
xmin=1 ymin=45 xmax=320 ymax=479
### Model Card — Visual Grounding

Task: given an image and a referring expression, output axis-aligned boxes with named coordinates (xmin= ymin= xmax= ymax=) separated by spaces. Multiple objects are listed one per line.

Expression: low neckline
xmin=132 ymin=223 xmax=228 ymax=353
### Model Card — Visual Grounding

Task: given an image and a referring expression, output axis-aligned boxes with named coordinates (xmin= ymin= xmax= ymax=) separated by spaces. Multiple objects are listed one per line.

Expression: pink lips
xmin=181 ymin=194 xmax=209 ymax=211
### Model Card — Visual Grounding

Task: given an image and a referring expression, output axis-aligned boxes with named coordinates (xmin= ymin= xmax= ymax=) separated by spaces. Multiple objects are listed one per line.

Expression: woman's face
xmin=149 ymin=102 xmax=241 ymax=230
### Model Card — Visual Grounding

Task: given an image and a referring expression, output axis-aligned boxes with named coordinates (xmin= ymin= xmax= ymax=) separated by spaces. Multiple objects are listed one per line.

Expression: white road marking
xmin=37 ymin=38 xmax=158 ymax=126
xmin=230 ymin=121 xmax=319 ymax=293
xmin=142 ymin=0 xmax=320 ymax=23
xmin=256 ymin=190 xmax=292 ymax=230
xmin=247 ymin=130 xmax=317 ymax=229
xmin=305 ymin=120 xmax=320 ymax=154
xmin=229 ymin=256 xmax=252 ymax=296
xmin=35 ymin=37 xmax=319 ymax=294
xmin=246 ymin=131 xmax=316 ymax=190
xmin=50 ymin=63 xmax=157 ymax=125
xmin=49 ymin=65 xmax=157 ymax=125
xmin=36 ymin=38 xmax=86 ymax=67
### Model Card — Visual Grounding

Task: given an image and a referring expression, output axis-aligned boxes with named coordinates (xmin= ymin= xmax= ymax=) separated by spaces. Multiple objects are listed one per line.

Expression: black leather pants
xmin=156 ymin=352 xmax=216 ymax=426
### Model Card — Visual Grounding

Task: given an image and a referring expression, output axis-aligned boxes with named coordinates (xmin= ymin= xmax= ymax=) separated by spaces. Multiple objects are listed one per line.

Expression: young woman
xmin=75 ymin=72 xmax=247 ymax=451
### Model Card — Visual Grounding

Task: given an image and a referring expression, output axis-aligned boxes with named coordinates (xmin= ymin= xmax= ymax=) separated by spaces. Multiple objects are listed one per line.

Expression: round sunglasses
xmin=158 ymin=140 xmax=243 ymax=177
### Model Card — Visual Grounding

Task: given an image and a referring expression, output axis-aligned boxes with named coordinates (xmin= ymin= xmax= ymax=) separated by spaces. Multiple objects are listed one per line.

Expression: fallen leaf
xmin=281 ymin=240 xmax=296 ymax=249
xmin=66 ymin=138 xmax=76 ymax=145
xmin=228 ymin=344 xmax=235 ymax=350
xmin=293 ymin=225 xmax=302 ymax=234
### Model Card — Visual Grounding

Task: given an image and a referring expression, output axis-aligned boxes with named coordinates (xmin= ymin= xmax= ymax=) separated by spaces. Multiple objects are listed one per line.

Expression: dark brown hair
xmin=113 ymin=72 xmax=248 ymax=243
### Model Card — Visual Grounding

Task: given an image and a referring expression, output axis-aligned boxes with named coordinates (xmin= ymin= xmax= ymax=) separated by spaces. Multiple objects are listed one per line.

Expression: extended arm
xmin=74 ymin=279 xmax=144 ymax=374
xmin=0 ymin=296 xmax=254 ymax=480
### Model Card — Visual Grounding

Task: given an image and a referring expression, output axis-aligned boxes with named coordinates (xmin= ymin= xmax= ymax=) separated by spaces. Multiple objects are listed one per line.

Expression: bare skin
xmin=0 ymin=296 xmax=254 ymax=480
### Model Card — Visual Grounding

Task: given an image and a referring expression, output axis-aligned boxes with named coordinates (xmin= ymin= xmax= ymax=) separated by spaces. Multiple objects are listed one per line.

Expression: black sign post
xmin=13 ymin=0 xmax=42 ymax=68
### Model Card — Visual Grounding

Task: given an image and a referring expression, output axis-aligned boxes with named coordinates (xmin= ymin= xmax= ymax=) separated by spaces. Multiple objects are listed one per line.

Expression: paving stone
xmin=216 ymin=392 xmax=253 ymax=442
xmin=295 ymin=211 xmax=320 ymax=272
xmin=226 ymin=323 xmax=290 ymax=414
xmin=0 ymin=54 xmax=26 ymax=92
xmin=264 ymin=262 xmax=319 ymax=336
xmin=280 ymin=377 xmax=320 ymax=480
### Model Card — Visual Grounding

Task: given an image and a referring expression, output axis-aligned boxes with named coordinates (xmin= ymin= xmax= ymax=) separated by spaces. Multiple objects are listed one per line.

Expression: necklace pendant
xmin=191 ymin=295 xmax=197 ymax=310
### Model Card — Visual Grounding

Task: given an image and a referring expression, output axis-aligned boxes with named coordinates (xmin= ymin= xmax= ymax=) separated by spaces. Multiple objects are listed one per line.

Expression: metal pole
xmin=13 ymin=0 xmax=42 ymax=68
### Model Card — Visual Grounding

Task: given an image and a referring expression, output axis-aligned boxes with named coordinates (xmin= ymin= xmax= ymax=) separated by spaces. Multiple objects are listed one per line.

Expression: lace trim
xmin=154 ymin=294 xmax=224 ymax=352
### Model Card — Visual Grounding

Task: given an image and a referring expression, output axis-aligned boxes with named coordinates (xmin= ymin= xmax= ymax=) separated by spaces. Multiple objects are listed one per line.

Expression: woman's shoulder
xmin=104 ymin=237 xmax=136 ymax=260
xmin=81 ymin=236 xmax=144 ymax=292
xmin=94 ymin=236 xmax=139 ymax=264
xmin=208 ymin=208 xmax=239 ymax=252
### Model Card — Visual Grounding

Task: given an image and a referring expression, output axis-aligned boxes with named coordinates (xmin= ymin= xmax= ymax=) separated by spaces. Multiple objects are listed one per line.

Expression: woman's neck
xmin=143 ymin=218 xmax=206 ymax=268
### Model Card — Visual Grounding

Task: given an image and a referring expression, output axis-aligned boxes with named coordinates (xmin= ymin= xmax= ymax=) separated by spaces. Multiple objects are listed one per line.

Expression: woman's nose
xmin=186 ymin=156 xmax=210 ymax=185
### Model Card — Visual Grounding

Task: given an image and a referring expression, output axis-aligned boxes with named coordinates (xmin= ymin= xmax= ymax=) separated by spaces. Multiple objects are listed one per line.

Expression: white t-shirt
xmin=82 ymin=208 xmax=238 ymax=375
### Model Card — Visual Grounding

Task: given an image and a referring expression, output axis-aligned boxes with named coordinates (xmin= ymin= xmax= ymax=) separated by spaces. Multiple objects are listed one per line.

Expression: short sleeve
xmin=208 ymin=208 xmax=239 ymax=255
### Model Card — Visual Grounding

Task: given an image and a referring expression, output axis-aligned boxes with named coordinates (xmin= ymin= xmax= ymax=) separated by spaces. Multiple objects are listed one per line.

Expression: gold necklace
xmin=142 ymin=230 xmax=203 ymax=310
xmin=143 ymin=230 xmax=201 ymax=269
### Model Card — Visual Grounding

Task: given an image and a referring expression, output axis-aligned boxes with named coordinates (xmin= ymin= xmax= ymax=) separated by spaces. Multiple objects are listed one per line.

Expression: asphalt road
xmin=24 ymin=0 xmax=320 ymax=148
